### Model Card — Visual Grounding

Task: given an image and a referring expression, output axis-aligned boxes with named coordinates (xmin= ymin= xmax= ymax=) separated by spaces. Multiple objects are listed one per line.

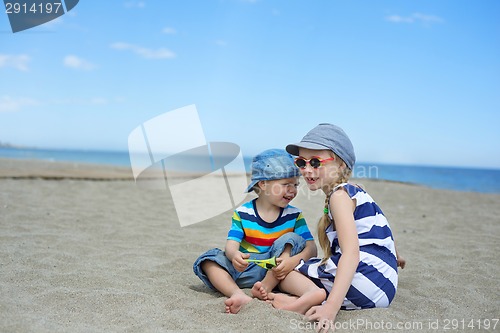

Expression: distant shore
xmin=1 ymin=154 xmax=499 ymax=194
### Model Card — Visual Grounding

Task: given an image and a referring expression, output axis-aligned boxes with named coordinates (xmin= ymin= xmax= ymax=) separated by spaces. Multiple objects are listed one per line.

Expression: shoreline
xmin=1 ymin=157 xmax=498 ymax=196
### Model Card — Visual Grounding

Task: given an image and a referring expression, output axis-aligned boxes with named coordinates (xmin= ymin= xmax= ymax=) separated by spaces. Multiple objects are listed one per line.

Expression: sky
xmin=1 ymin=0 xmax=499 ymax=169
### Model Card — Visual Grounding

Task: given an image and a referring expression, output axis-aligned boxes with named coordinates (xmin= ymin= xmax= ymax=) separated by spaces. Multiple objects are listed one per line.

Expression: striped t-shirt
xmin=227 ymin=199 xmax=314 ymax=254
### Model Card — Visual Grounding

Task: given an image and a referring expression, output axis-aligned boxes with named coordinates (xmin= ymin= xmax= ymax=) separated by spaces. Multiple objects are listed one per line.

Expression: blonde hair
xmin=317 ymin=155 xmax=352 ymax=264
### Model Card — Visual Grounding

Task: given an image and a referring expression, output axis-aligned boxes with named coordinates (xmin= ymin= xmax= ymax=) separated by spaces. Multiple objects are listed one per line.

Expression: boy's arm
xmin=225 ymin=239 xmax=250 ymax=272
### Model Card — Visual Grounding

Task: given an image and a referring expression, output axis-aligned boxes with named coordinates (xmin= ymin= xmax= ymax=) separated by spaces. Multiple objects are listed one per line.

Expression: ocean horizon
xmin=1 ymin=147 xmax=499 ymax=194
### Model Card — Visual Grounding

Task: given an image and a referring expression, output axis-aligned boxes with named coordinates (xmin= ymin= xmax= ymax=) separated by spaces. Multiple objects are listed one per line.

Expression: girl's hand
xmin=395 ymin=248 xmax=406 ymax=269
xmin=305 ymin=302 xmax=337 ymax=333
xmin=397 ymin=255 xmax=406 ymax=269
xmin=272 ymin=257 xmax=296 ymax=280
xmin=232 ymin=252 xmax=250 ymax=272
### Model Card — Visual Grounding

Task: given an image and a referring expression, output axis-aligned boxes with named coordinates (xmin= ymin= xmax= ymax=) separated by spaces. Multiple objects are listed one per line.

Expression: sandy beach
xmin=0 ymin=158 xmax=499 ymax=333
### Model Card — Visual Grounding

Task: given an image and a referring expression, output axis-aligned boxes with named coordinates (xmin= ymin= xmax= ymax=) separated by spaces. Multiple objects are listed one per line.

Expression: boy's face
xmin=258 ymin=177 xmax=299 ymax=208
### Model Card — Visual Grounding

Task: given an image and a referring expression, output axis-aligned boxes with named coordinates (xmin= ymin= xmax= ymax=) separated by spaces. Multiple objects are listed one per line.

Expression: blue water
xmin=1 ymin=147 xmax=499 ymax=194
xmin=352 ymin=163 xmax=500 ymax=194
xmin=0 ymin=147 xmax=132 ymax=168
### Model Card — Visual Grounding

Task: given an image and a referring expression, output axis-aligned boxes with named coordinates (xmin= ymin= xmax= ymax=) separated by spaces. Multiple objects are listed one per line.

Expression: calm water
xmin=1 ymin=147 xmax=499 ymax=194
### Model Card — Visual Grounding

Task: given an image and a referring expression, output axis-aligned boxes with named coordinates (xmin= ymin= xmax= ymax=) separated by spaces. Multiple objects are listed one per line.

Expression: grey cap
xmin=245 ymin=149 xmax=301 ymax=193
xmin=286 ymin=123 xmax=356 ymax=170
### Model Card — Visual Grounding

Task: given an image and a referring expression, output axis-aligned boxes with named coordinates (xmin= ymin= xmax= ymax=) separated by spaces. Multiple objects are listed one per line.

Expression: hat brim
xmin=286 ymin=142 xmax=331 ymax=156
xmin=245 ymin=179 xmax=259 ymax=193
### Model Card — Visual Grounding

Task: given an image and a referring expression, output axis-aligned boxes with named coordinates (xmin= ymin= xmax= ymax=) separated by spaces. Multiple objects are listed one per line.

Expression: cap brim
xmin=286 ymin=142 xmax=330 ymax=156
xmin=245 ymin=179 xmax=259 ymax=193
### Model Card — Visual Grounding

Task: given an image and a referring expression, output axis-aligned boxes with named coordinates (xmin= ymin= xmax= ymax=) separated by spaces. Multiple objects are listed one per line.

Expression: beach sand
xmin=1 ymin=158 xmax=499 ymax=332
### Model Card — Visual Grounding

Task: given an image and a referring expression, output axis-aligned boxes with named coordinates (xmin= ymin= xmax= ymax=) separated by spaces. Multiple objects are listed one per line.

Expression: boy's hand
xmin=272 ymin=256 xmax=296 ymax=280
xmin=232 ymin=251 xmax=250 ymax=272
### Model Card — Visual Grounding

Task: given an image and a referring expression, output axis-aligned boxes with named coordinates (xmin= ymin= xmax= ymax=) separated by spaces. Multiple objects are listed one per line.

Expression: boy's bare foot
xmin=224 ymin=291 xmax=252 ymax=314
xmin=251 ymin=281 xmax=269 ymax=300
xmin=269 ymin=289 xmax=326 ymax=315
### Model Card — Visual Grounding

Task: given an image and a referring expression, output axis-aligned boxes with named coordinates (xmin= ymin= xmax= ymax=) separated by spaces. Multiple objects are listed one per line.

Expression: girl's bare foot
xmin=224 ymin=291 xmax=252 ymax=314
xmin=269 ymin=289 xmax=326 ymax=315
xmin=267 ymin=292 xmax=299 ymax=309
xmin=251 ymin=281 xmax=269 ymax=300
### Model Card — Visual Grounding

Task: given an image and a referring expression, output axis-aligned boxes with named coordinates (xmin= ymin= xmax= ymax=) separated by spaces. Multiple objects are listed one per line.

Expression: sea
xmin=1 ymin=147 xmax=500 ymax=194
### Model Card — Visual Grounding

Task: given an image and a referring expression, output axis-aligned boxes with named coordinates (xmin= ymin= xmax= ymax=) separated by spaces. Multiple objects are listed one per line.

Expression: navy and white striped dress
xmin=296 ymin=183 xmax=398 ymax=310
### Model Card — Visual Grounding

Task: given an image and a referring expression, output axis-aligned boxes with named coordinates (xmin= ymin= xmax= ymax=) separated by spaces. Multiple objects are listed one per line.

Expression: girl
xmin=266 ymin=123 xmax=405 ymax=332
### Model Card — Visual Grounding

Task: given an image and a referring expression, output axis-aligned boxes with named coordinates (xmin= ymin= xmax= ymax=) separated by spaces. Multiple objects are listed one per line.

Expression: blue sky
xmin=1 ymin=0 xmax=499 ymax=169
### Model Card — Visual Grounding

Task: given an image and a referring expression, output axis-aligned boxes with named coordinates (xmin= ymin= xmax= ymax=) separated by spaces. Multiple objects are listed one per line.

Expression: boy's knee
xmin=282 ymin=232 xmax=306 ymax=247
xmin=278 ymin=232 xmax=302 ymax=242
xmin=200 ymin=260 xmax=210 ymax=269
xmin=200 ymin=259 xmax=219 ymax=273
xmin=273 ymin=232 xmax=306 ymax=256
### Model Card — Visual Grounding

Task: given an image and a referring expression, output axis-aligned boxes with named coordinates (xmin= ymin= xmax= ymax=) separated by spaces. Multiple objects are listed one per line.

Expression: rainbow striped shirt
xmin=227 ymin=199 xmax=314 ymax=254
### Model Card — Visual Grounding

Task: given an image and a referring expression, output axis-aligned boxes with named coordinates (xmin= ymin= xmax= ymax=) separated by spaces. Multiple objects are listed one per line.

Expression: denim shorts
xmin=193 ymin=232 xmax=307 ymax=290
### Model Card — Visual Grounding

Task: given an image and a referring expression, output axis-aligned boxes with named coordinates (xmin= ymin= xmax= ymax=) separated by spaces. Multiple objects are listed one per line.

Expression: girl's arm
xmin=273 ymin=240 xmax=317 ymax=279
xmin=305 ymin=189 xmax=359 ymax=330
xmin=225 ymin=240 xmax=249 ymax=272
xmin=282 ymin=239 xmax=318 ymax=265
xmin=297 ymin=239 xmax=318 ymax=261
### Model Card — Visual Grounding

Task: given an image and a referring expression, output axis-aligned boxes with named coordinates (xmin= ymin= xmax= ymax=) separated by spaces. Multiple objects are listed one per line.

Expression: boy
xmin=193 ymin=149 xmax=317 ymax=314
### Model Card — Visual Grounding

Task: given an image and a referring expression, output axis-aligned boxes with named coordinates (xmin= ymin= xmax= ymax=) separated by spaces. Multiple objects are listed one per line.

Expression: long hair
xmin=317 ymin=155 xmax=352 ymax=264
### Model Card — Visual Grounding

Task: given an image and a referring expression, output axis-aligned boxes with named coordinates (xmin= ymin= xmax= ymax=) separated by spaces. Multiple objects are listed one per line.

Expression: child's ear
xmin=337 ymin=158 xmax=347 ymax=171
xmin=257 ymin=180 xmax=267 ymax=191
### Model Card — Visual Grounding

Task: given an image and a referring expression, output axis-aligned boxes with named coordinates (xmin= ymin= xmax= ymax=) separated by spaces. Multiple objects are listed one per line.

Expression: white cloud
xmin=124 ymin=1 xmax=145 ymax=8
xmin=50 ymin=97 xmax=123 ymax=106
xmin=0 ymin=95 xmax=124 ymax=113
xmin=162 ymin=27 xmax=177 ymax=35
xmin=412 ymin=13 xmax=444 ymax=24
xmin=215 ymin=39 xmax=228 ymax=47
xmin=386 ymin=13 xmax=444 ymax=25
xmin=63 ymin=55 xmax=96 ymax=70
xmin=0 ymin=54 xmax=31 ymax=71
xmin=89 ymin=96 xmax=126 ymax=105
xmin=0 ymin=96 xmax=39 ymax=112
xmin=386 ymin=15 xmax=414 ymax=23
xmin=89 ymin=97 xmax=108 ymax=105
xmin=110 ymin=42 xmax=176 ymax=59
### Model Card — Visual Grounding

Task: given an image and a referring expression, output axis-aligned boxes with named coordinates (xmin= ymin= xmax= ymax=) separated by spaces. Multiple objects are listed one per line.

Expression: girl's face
xmin=296 ymin=148 xmax=345 ymax=194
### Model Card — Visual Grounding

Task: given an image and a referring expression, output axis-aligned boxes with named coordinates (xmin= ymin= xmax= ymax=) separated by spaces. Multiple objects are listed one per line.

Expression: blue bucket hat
xmin=286 ymin=123 xmax=356 ymax=170
xmin=246 ymin=149 xmax=301 ymax=193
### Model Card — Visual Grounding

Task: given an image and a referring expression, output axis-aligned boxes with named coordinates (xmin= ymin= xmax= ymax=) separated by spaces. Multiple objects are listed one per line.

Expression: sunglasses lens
xmin=295 ymin=158 xmax=306 ymax=168
xmin=310 ymin=158 xmax=322 ymax=168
